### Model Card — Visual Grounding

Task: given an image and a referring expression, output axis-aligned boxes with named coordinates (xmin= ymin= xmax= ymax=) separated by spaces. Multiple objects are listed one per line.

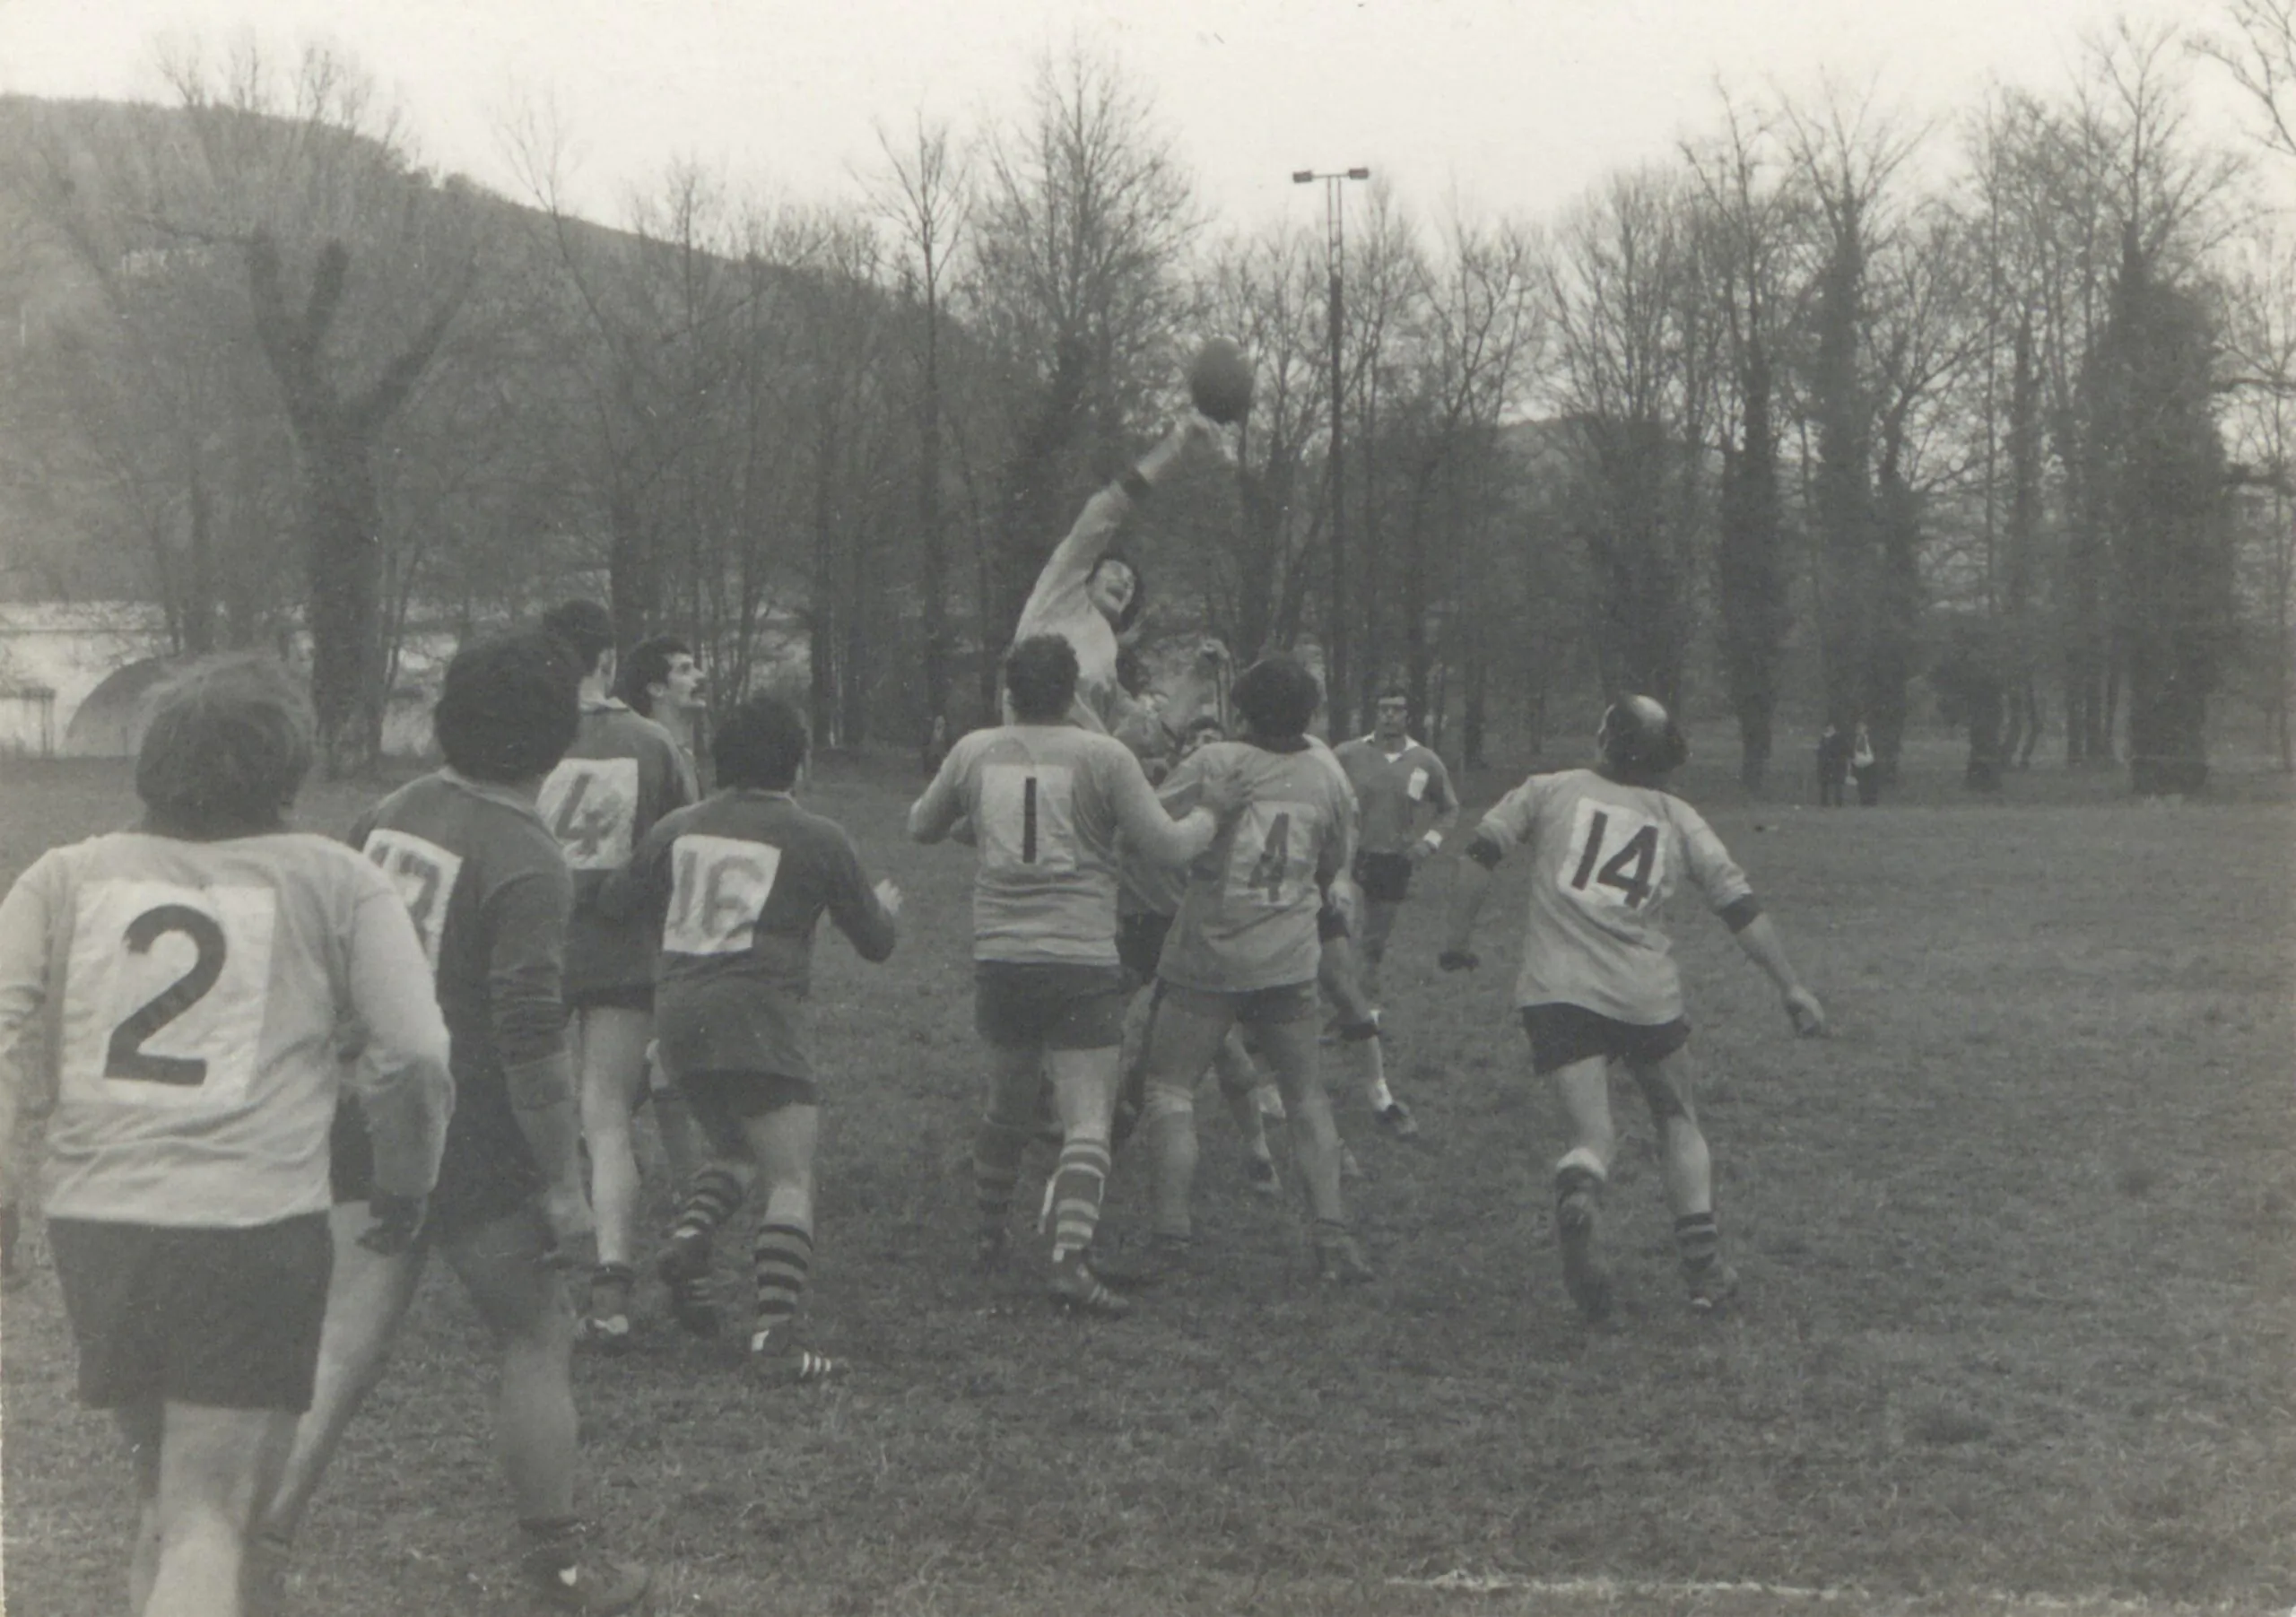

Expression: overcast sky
xmin=0 ymin=0 xmax=2266 ymax=231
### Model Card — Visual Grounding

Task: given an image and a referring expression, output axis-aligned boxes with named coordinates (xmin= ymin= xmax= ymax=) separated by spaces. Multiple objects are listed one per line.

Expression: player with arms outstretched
xmin=617 ymin=695 xmax=900 ymax=1383
xmin=1439 ymin=695 xmax=1825 ymax=1318
xmin=1012 ymin=413 xmax=1231 ymax=751
xmin=1134 ymin=655 xmax=1372 ymax=1284
xmin=910 ymin=635 xmax=1239 ymax=1317
xmin=0 ymin=660 xmax=454 ymax=1617
xmin=248 ymin=634 xmax=648 ymax=1614
xmin=539 ymin=599 xmax=700 ymax=1349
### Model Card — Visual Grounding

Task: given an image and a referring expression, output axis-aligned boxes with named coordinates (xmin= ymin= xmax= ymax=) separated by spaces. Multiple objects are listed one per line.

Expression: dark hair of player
xmin=1090 ymin=554 xmax=1145 ymax=635
xmin=1596 ymin=693 xmax=1689 ymax=786
xmin=614 ymin=634 xmax=694 ymax=717
xmin=714 ymin=694 xmax=810 ymax=790
xmin=1231 ymin=655 xmax=1321 ymax=743
xmin=1004 ymin=634 xmax=1081 ymax=724
xmin=434 ymin=632 xmax=581 ymax=784
xmin=540 ymin=598 xmax=615 ymax=679
xmin=135 ymin=657 xmax=316 ymax=839
xmin=1377 ymin=683 xmax=1410 ymax=706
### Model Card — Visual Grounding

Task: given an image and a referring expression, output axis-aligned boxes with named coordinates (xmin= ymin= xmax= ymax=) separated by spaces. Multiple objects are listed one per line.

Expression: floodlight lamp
xmin=1292 ymin=170 xmax=1315 ymax=184
xmin=1347 ymin=168 xmax=1371 ymax=180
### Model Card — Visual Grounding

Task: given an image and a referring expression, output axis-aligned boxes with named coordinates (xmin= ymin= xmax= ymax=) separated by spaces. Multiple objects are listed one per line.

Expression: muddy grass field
xmin=4 ymin=739 xmax=2292 ymax=1616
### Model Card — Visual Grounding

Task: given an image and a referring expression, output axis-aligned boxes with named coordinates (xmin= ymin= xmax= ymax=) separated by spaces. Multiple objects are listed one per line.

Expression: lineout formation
xmin=0 ymin=375 xmax=1827 ymax=1617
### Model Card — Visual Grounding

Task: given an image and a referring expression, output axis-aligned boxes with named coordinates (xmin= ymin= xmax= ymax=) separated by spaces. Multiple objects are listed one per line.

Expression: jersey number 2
xmin=105 ymin=905 xmax=226 ymax=1086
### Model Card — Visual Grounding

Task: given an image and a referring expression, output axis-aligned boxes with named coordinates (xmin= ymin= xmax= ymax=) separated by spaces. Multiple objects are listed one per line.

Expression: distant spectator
xmin=1816 ymin=723 xmax=1848 ymax=808
xmin=1852 ymin=721 xmax=1880 ymax=806
xmin=921 ymin=713 xmax=950 ymax=776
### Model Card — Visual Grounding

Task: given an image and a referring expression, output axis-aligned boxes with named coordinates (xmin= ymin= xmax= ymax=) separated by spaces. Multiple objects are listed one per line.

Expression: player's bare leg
xmin=439 ymin=1207 xmax=649 ymax=1612
xmin=1321 ymin=933 xmax=1416 ymax=1140
xmin=118 ymin=1403 xmax=165 ymax=1616
xmin=1630 ymin=1049 xmax=1732 ymax=1311
xmin=972 ymin=1043 xmax=1046 ymax=1271
xmin=1044 ymin=1047 xmax=1127 ymax=1315
xmin=1548 ymin=1055 xmax=1617 ymax=1320
xmin=1251 ymin=1018 xmax=1370 ymax=1282
xmin=573 ymin=1005 xmax=653 ymax=1348
xmin=255 ymin=1205 xmax=425 ymax=1569
xmin=1210 ymin=1033 xmax=1281 ymax=1194
xmin=140 ymin=1401 xmax=295 ymax=1617
xmin=1137 ymin=996 xmax=1233 ymax=1249
xmin=645 ymin=1056 xmax=706 ymax=1198
xmin=1358 ymin=898 xmax=1402 ymax=1005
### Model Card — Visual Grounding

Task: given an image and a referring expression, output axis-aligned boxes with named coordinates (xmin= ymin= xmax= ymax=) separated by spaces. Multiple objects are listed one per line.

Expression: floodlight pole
xmin=1295 ymin=166 xmax=1370 ymax=735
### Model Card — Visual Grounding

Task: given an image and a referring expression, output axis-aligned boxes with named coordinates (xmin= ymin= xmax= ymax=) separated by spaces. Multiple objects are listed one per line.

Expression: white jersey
xmin=0 ymin=831 xmax=453 ymax=1228
xmin=1471 ymin=769 xmax=1752 ymax=1025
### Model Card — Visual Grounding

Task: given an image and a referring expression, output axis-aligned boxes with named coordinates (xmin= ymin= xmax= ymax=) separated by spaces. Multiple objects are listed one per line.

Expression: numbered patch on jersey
xmin=58 ymin=881 xmax=278 ymax=1108
xmin=663 ymin=834 xmax=783 ymax=955
xmin=538 ymin=758 xmax=641 ymax=872
xmin=1229 ymin=799 xmax=1318 ymax=908
xmin=978 ymin=764 xmax=1078 ymax=874
xmin=1405 ymin=766 xmax=1430 ymax=802
xmin=361 ymin=829 xmax=464 ymax=974
xmin=1559 ymin=796 xmax=1669 ymax=914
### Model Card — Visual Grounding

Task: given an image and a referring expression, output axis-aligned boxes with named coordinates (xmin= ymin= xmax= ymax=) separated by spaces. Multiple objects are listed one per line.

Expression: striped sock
xmin=1047 ymin=1136 xmax=1113 ymax=1264
xmin=1674 ymin=1211 xmax=1720 ymax=1275
xmin=674 ymin=1167 xmax=745 ymax=1244
xmin=972 ymin=1119 xmax=1033 ymax=1232
xmin=751 ymin=1221 xmax=815 ymax=1334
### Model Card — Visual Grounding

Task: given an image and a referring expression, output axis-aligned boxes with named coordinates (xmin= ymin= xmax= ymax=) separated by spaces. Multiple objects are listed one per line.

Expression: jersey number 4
xmin=1564 ymin=804 xmax=1663 ymax=910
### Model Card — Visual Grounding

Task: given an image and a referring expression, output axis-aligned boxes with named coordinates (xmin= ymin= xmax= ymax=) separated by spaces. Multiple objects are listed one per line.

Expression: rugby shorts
xmin=973 ymin=961 xmax=1127 ymax=1051
xmin=1116 ymin=909 xmax=1174 ymax=989
xmin=678 ymin=1070 xmax=824 ymax=1157
xmin=49 ymin=1213 xmax=332 ymax=1413
xmin=1158 ymin=978 xmax=1320 ymax=1028
xmin=1519 ymin=1002 xmax=1692 ymax=1075
xmin=1352 ymin=849 xmax=1414 ymax=905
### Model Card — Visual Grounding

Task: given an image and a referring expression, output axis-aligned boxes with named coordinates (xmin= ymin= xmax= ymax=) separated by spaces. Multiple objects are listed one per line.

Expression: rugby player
xmin=615 ymin=695 xmax=899 ymax=1383
xmin=909 ymin=634 xmax=1241 ymax=1317
xmin=1329 ymin=687 xmax=1454 ymax=1138
xmin=1012 ymin=413 xmax=1230 ymax=750
xmin=1440 ymin=695 xmax=1825 ymax=1318
xmin=1134 ymin=655 xmax=1373 ymax=1284
xmin=0 ymin=659 xmax=454 ymax=1617
xmin=1113 ymin=712 xmax=1284 ymax=1196
xmin=249 ymin=632 xmax=648 ymax=1613
xmin=608 ymin=632 xmax=712 ymax=1231
xmin=539 ymin=599 xmax=699 ymax=1349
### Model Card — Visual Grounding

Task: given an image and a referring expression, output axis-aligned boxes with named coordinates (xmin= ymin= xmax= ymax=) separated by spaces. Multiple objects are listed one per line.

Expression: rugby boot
xmin=747 ymin=1325 xmax=848 ymax=1385
xmin=1555 ymin=1177 xmax=1613 ymax=1323
xmin=1047 ymin=1254 xmax=1134 ymax=1317
xmin=656 ymin=1230 xmax=719 ymax=1338
xmin=517 ymin=1519 xmax=650 ymax=1614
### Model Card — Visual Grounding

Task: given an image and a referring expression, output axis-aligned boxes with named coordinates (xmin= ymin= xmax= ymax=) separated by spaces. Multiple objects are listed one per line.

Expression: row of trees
xmin=4 ymin=15 xmax=2295 ymax=790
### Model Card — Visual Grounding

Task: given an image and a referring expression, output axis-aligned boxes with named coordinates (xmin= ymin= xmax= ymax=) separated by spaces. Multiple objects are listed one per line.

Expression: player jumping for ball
xmin=910 ymin=635 xmax=1242 ymax=1317
xmin=615 ymin=695 xmax=900 ymax=1383
xmin=1439 ymin=695 xmax=1825 ymax=1318
xmin=0 ymin=660 xmax=455 ymax=1617
xmin=1011 ymin=413 xmax=1233 ymax=752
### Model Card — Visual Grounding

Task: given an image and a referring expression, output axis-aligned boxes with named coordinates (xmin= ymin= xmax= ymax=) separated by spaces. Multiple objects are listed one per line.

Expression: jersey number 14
xmin=1563 ymin=802 xmax=1664 ymax=911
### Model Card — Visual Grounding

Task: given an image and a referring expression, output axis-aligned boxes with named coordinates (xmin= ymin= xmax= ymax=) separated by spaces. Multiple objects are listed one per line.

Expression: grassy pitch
xmin=3 ymin=744 xmax=2292 ymax=1616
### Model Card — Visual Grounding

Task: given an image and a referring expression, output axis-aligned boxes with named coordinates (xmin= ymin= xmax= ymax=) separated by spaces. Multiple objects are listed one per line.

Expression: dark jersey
xmin=622 ymin=789 xmax=897 ymax=1083
xmin=541 ymin=700 xmax=698 ymax=997
xmin=348 ymin=770 xmax=574 ymax=1215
